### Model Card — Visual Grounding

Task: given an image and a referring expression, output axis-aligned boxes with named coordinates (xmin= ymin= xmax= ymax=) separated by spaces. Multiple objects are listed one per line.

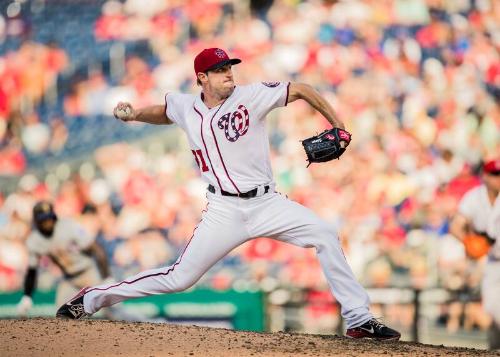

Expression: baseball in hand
xmin=115 ymin=106 xmax=132 ymax=120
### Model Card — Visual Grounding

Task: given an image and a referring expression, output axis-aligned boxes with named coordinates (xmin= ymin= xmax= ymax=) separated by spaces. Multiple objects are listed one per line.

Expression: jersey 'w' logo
xmin=217 ymin=105 xmax=249 ymax=142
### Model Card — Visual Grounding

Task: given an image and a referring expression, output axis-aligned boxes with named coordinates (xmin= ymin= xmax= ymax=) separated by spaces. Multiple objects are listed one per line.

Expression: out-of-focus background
xmin=0 ymin=0 xmax=498 ymax=349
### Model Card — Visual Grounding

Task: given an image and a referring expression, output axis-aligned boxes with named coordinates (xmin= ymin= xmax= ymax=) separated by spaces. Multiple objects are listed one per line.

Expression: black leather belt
xmin=208 ymin=184 xmax=270 ymax=198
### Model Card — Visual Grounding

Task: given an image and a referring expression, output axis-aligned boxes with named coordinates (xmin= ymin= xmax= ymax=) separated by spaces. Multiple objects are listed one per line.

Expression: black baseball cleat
xmin=346 ymin=319 xmax=401 ymax=341
xmin=56 ymin=287 xmax=90 ymax=320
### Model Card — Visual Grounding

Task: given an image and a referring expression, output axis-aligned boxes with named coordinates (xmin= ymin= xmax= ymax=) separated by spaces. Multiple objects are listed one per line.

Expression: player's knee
xmin=173 ymin=280 xmax=194 ymax=292
xmin=315 ymin=222 xmax=338 ymax=240
xmin=168 ymin=272 xmax=200 ymax=292
xmin=174 ymin=279 xmax=196 ymax=292
xmin=310 ymin=222 xmax=340 ymax=249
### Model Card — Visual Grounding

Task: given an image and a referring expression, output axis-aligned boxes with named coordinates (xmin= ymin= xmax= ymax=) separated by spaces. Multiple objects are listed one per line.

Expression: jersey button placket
xmin=207 ymin=115 xmax=223 ymax=180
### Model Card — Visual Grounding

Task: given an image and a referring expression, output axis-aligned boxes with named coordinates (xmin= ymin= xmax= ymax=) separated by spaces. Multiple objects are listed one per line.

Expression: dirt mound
xmin=1 ymin=318 xmax=498 ymax=357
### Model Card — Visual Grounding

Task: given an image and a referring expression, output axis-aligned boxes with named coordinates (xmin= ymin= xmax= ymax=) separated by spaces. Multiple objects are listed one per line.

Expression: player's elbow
xmin=288 ymin=82 xmax=314 ymax=103
xmin=449 ymin=215 xmax=468 ymax=240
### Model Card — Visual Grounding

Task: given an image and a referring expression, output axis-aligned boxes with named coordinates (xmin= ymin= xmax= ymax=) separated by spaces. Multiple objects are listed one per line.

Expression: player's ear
xmin=197 ymin=72 xmax=208 ymax=86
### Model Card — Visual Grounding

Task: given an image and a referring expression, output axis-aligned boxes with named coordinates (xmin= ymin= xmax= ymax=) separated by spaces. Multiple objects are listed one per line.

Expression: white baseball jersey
xmin=165 ymin=81 xmax=290 ymax=193
xmin=83 ymin=81 xmax=374 ymax=329
xmin=26 ymin=218 xmax=96 ymax=276
xmin=461 ymin=186 xmax=500 ymax=332
xmin=28 ymin=218 xmax=140 ymax=321
xmin=458 ymin=184 xmax=500 ymax=259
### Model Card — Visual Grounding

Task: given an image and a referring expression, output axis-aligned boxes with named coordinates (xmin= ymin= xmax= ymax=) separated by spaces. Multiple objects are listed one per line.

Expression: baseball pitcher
xmin=56 ymin=48 xmax=400 ymax=340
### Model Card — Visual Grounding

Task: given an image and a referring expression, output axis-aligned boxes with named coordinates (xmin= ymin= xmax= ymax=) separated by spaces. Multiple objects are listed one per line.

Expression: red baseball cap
xmin=483 ymin=159 xmax=500 ymax=174
xmin=194 ymin=48 xmax=241 ymax=75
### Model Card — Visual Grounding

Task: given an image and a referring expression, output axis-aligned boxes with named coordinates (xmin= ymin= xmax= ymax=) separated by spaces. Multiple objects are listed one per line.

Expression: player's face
xmin=484 ymin=171 xmax=500 ymax=191
xmin=38 ymin=218 xmax=55 ymax=235
xmin=206 ymin=64 xmax=235 ymax=98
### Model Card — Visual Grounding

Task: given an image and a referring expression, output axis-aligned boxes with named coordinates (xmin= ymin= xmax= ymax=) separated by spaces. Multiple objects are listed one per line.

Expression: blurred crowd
xmin=0 ymin=0 xmax=499 ymax=332
xmin=0 ymin=40 xmax=69 ymax=173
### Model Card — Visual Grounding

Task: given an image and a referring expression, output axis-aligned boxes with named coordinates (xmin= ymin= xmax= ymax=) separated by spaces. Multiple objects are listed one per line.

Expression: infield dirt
xmin=1 ymin=318 xmax=499 ymax=356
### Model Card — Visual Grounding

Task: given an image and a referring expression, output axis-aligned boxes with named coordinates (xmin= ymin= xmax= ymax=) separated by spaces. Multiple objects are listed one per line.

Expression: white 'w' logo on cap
xmin=215 ymin=49 xmax=226 ymax=58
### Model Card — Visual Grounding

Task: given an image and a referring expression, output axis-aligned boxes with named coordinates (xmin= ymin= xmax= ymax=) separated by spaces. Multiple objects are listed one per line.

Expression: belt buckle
xmin=210 ymin=185 xmax=269 ymax=198
xmin=238 ymin=190 xmax=252 ymax=199
xmin=238 ymin=188 xmax=256 ymax=199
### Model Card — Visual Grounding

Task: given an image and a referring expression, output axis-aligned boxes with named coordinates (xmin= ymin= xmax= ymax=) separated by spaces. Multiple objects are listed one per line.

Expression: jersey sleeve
xmin=25 ymin=234 xmax=40 ymax=268
xmin=165 ymin=93 xmax=189 ymax=129
xmin=458 ymin=189 xmax=477 ymax=219
xmin=249 ymin=81 xmax=290 ymax=120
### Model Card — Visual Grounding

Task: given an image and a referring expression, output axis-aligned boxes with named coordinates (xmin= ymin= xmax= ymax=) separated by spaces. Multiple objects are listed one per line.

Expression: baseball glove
xmin=302 ymin=128 xmax=352 ymax=167
xmin=463 ymin=233 xmax=493 ymax=259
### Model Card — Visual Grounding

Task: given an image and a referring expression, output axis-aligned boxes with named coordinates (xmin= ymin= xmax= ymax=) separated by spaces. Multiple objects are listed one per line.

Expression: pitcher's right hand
xmin=113 ymin=102 xmax=136 ymax=122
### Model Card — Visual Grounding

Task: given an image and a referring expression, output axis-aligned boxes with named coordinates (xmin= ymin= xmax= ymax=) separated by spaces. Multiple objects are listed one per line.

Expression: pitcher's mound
xmin=1 ymin=318 xmax=498 ymax=356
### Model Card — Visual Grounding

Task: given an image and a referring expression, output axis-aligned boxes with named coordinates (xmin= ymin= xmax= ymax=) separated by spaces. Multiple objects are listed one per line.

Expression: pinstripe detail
xmin=194 ymin=106 xmax=223 ymax=191
xmin=84 ymin=202 xmax=210 ymax=294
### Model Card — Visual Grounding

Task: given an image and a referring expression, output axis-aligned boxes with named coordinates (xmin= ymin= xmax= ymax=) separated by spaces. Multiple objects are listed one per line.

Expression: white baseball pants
xmin=60 ymin=265 xmax=146 ymax=321
xmin=83 ymin=191 xmax=372 ymax=328
xmin=482 ymin=261 xmax=500 ymax=348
